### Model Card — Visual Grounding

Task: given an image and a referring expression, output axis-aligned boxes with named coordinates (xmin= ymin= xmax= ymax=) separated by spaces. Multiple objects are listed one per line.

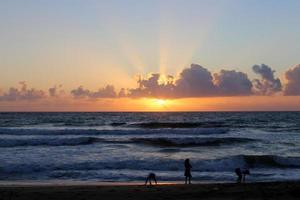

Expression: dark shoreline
xmin=0 ymin=181 xmax=299 ymax=200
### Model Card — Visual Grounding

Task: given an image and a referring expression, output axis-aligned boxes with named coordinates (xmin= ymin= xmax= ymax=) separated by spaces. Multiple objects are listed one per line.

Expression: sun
xmin=154 ymin=99 xmax=167 ymax=106
xmin=144 ymin=98 xmax=169 ymax=109
xmin=142 ymin=98 xmax=176 ymax=111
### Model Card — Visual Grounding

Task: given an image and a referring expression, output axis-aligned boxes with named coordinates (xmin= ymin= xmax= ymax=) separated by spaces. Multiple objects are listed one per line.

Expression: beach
xmin=0 ymin=181 xmax=299 ymax=200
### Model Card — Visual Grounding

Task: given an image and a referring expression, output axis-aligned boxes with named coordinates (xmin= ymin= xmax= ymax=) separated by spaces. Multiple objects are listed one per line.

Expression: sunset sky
xmin=0 ymin=0 xmax=300 ymax=111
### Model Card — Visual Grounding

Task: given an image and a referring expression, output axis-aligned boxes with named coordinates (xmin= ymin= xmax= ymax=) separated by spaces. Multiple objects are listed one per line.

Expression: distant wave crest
xmin=131 ymin=137 xmax=257 ymax=147
xmin=127 ymin=122 xmax=227 ymax=128
xmin=0 ymin=127 xmax=229 ymax=136
xmin=0 ymin=137 xmax=102 ymax=147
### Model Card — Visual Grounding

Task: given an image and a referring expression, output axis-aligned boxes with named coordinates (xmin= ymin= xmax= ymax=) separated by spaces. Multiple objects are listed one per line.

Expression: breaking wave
xmin=0 ymin=137 xmax=103 ymax=147
xmin=0 ymin=127 xmax=229 ymax=136
xmin=127 ymin=122 xmax=227 ymax=128
xmin=1 ymin=155 xmax=299 ymax=176
xmin=131 ymin=137 xmax=258 ymax=147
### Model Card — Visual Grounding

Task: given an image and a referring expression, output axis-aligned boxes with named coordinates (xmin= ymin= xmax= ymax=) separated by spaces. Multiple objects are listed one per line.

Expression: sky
xmin=0 ymin=0 xmax=300 ymax=111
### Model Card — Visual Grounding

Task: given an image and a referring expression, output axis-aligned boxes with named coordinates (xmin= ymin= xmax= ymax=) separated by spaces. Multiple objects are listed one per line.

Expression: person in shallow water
xmin=184 ymin=159 xmax=192 ymax=184
xmin=242 ymin=169 xmax=250 ymax=182
xmin=235 ymin=168 xmax=243 ymax=183
xmin=235 ymin=168 xmax=250 ymax=183
xmin=145 ymin=173 xmax=157 ymax=186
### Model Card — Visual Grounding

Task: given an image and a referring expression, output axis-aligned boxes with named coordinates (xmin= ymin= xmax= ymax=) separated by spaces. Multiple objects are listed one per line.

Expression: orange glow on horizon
xmin=148 ymin=98 xmax=169 ymax=109
xmin=0 ymin=96 xmax=300 ymax=112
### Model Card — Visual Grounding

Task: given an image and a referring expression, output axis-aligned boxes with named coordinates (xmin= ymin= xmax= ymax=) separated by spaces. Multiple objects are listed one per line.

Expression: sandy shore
xmin=0 ymin=181 xmax=299 ymax=200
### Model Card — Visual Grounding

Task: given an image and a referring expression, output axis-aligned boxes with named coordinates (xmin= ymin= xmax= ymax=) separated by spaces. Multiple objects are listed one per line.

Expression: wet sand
xmin=0 ymin=181 xmax=299 ymax=200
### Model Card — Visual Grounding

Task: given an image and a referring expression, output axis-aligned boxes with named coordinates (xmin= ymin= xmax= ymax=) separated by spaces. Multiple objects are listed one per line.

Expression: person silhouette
xmin=242 ymin=169 xmax=250 ymax=182
xmin=184 ymin=159 xmax=192 ymax=184
xmin=235 ymin=168 xmax=242 ymax=183
xmin=145 ymin=173 xmax=157 ymax=186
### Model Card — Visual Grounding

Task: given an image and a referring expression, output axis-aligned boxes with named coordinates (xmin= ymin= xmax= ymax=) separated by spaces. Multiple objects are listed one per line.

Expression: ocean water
xmin=0 ymin=112 xmax=300 ymax=183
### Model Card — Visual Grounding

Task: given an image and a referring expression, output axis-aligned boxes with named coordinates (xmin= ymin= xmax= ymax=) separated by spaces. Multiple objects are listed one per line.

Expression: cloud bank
xmin=252 ymin=64 xmax=282 ymax=95
xmin=1 ymin=63 xmax=299 ymax=101
xmin=0 ymin=82 xmax=46 ymax=101
xmin=126 ymin=63 xmax=278 ymax=98
xmin=48 ymin=85 xmax=64 ymax=97
xmin=284 ymin=64 xmax=300 ymax=95
xmin=71 ymin=85 xmax=117 ymax=99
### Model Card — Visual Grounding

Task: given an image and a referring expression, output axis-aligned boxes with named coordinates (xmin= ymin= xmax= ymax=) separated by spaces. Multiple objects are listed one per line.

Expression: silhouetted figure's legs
xmin=235 ymin=168 xmax=243 ymax=183
xmin=145 ymin=173 xmax=157 ymax=186
xmin=185 ymin=176 xmax=191 ymax=184
xmin=237 ymin=175 xmax=242 ymax=183
xmin=145 ymin=177 xmax=149 ymax=185
xmin=242 ymin=169 xmax=250 ymax=183
xmin=184 ymin=159 xmax=192 ymax=185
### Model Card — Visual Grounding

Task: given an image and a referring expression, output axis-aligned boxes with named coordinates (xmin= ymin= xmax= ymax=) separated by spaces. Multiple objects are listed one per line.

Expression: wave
xmin=0 ymin=137 xmax=103 ymax=147
xmin=1 ymin=155 xmax=299 ymax=175
xmin=127 ymin=121 xmax=227 ymax=129
xmin=0 ymin=127 xmax=229 ymax=136
xmin=110 ymin=122 xmax=127 ymax=126
xmin=0 ymin=135 xmax=246 ymax=148
xmin=242 ymin=155 xmax=300 ymax=168
xmin=131 ymin=137 xmax=257 ymax=147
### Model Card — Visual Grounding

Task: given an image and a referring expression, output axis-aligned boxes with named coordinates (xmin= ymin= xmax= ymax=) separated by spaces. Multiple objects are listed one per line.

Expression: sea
xmin=0 ymin=112 xmax=299 ymax=184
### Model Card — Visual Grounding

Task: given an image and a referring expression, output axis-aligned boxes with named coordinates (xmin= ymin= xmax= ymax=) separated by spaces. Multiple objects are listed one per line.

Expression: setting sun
xmin=139 ymin=98 xmax=176 ymax=111
xmin=154 ymin=99 xmax=167 ymax=106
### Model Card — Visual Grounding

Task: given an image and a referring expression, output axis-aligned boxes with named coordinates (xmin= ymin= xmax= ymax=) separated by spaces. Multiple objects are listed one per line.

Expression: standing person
xmin=184 ymin=159 xmax=192 ymax=184
xmin=235 ymin=168 xmax=242 ymax=183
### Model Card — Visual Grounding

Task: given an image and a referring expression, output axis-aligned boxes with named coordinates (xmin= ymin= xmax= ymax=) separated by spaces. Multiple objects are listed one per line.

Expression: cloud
xmin=118 ymin=88 xmax=127 ymax=97
xmin=128 ymin=73 xmax=175 ymax=98
xmin=252 ymin=64 xmax=282 ymax=95
xmin=214 ymin=70 xmax=253 ymax=96
xmin=48 ymin=85 xmax=64 ymax=97
xmin=284 ymin=64 xmax=300 ymax=95
xmin=175 ymin=64 xmax=217 ymax=97
xmin=2 ymin=63 xmax=300 ymax=102
xmin=71 ymin=85 xmax=117 ymax=99
xmin=70 ymin=86 xmax=90 ymax=98
xmin=127 ymin=64 xmax=219 ymax=98
xmin=0 ymin=82 xmax=46 ymax=101
xmin=127 ymin=64 xmax=253 ymax=98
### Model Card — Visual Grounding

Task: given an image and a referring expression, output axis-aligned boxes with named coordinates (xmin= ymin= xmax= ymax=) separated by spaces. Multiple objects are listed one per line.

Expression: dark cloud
xmin=71 ymin=85 xmax=117 ymax=99
xmin=0 ymin=82 xmax=45 ymax=101
xmin=128 ymin=73 xmax=175 ymax=98
xmin=118 ymin=88 xmax=127 ymax=97
xmin=214 ymin=70 xmax=252 ymax=96
xmin=127 ymin=64 xmax=253 ymax=98
xmin=175 ymin=64 xmax=217 ymax=97
xmin=284 ymin=64 xmax=300 ymax=95
xmin=3 ymin=63 xmax=298 ymax=101
xmin=252 ymin=64 xmax=282 ymax=95
xmin=89 ymin=85 xmax=117 ymax=98
xmin=70 ymin=86 xmax=90 ymax=98
xmin=48 ymin=85 xmax=64 ymax=97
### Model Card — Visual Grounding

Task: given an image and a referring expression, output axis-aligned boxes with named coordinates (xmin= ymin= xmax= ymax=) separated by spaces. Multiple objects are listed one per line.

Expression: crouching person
xmin=145 ymin=173 xmax=157 ymax=186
